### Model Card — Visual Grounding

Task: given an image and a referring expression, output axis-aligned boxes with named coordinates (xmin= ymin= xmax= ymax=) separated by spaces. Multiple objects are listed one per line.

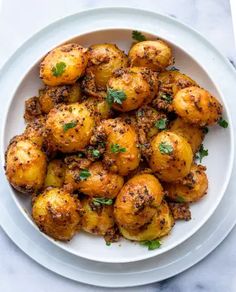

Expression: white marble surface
xmin=0 ymin=0 xmax=236 ymax=291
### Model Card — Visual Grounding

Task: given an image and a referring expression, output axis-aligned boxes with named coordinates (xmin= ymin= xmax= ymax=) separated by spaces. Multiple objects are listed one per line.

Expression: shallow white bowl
xmin=2 ymin=26 xmax=233 ymax=263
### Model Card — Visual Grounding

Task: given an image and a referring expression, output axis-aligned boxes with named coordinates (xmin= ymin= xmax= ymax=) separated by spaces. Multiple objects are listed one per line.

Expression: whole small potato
xmin=32 ymin=187 xmax=81 ymax=241
xmin=173 ymin=86 xmax=222 ymax=126
xmin=40 ymin=43 xmax=88 ymax=86
xmin=169 ymin=117 xmax=205 ymax=153
xmin=149 ymin=131 xmax=193 ymax=182
xmin=114 ymin=174 xmax=164 ymax=230
xmin=107 ymin=67 xmax=158 ymax=112
xmin=165 ymin=164 xmax=208 ymax=203
xmin=86 ymin=43 xmax=128 ymax=89
xmin=5 ymin=136 xmax=47 ymax=193
xmin=44 ymin=159 xmax=65 ymax=188
xmin=46 ymin=103 xmax=95 ymax=153
xmin=81 ymin=197 xmax=115 ymax=236
xmin=119 ymin=201 xmax=174 ymax=241
xmin=128 ymin=40 xmax=172 ymax=71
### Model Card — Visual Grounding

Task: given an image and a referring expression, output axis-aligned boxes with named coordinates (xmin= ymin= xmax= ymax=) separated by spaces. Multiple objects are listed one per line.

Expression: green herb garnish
xmin=106 ymin=88 xmax=127 ymax=106
xmin=196 ymin=144 xmax=208 ymax=163
xmin=159 ymin=142 xmax=173 ymax=154
xmin=132 ymin=30 xmax=146 ymax=42
xmin=92 ymin=197 xmax=113 ymax=206
xmin=203 ymin=127 xmax=209 ymax=134
xmin=160 ymin=93 xmax=173 ymax=103
xmin=52 ymin=62 xmax=66 ymax=77
xmin=79 ymin=169 xmax=91 ymax=181
xmin=63 ymin=121 xmax=77 ymax=132
xmin=110 ymin=143 xmax=126 ymax=154
xmin=91 ymin=149 xmax=100 ymax=158
xmin=155 ymin=118 xmax=168 ymax=130
xmin=218 ymin=117 xmax=228 ymax=128
xmin=106 ymin=242 xmax=111 ymax=246
xmin=141 ymin=239 xmax=161 ymax=250
xmin=77 ymin=151 xmax=85 ymax=158
xmin=176 ymin=195 xmax=186 ymax=203
xmin=169 ymin=66 xmax=179 ymax=71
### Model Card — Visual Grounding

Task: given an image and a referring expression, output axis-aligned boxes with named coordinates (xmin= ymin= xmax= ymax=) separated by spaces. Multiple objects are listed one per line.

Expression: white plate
xmin=0 ymin=7 xmax=236 ymax=286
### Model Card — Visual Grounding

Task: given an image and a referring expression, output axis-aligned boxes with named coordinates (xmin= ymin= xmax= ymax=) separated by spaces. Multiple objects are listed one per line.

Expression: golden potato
xmin=169 ymin=117 xmax=205 ymax=153
xmin=86 ymin=43 xmax=128 ymax=89
xmin=149 ymin=131 xmax=193 ymax=182
xmin=91 ymin=118 xmax=141 ymax=176
xmin=81 ymin=197 xmax=115 ymax=236
xmin=107 ymin=67 xmax=158 ymax=112
xmin=64 ymin=160 xmax=124 ymax=198
xmin=128 ymin=40 xmax=172 ymax=71
xmin=5 ymin=136 xmax=47 ymax=193
xmin=40 ymin=43 xmax=88 ymax=86
xmin=83 ymin=97 xmax=112 ymax=121
xmin=173 ymin=86 xmax=222 ymax=126
xmin=119 ymin=201 xmax=174 ymax=241
xmin=44 ymin=159 xmax=65 ymax=188
xmin=46 ymin=102 xmax=95 ymax=153
xmin=39 ymin=82 xmax=82 ymax=114
xmin=165 ymin=164 xmax=208 ymax=203
xmin=152 ymin=70 xmax=197 ymax=112
xmin=114 ymin=174 xmax=164 ymax=230
xmin=32 ymin=188 xmax=81 ymax=241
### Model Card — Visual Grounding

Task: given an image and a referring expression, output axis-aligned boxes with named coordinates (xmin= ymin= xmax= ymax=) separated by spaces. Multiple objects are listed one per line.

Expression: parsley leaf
xmin=169 ymin=66 xmax=179 ymax=71
xmin=203 ymin=127 xmax=209 ymax=134
xmin=132 ymin=30 xmax=147 ymax=42
xmin=176 ymin=195 xmax=186 ymax=203
xmin=159 ymin=142 xmax=173 ymax=154
xmin=52 ymin=62 xmax=66 ymax=77
xmin=92 ymin=197 xmax=113 ymax=206
xmin=77 ymin=151 xmax=85 ymax=158
xmin=141 ymin=239 xmax=161 ymax=250
xmin=91 ymin=149 xmax=100 ymax=158
xmin=160 ymin=93 xmax=173 ymax=103
xmin=63 ymin=121 xmax=77 ymax=132
xmin=110 ymin=143 xmax=126 ymax=153
xmin=106 ymin=242 xmax=111 ymax=246
xmin=155 ymin=118 xmax=168 ymax=130
xmin=196 ymin=144 xmax=208 ymax=163
xmin=218 ymin=117 xmax=228 ymax=128
xmin=79 ymin=169 xmax=91 ymax=181
xmin=106 ymin=88 xmax=127 ymax=106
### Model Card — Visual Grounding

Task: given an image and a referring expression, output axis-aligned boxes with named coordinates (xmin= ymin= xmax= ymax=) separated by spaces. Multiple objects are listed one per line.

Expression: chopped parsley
xmin=176 ymin=195 xmax=186 ymax=203
xmin=79 ymin=169 xmax=91 ymax=181
xmin=110 ymin=143 xmax=126 ymax=154
xmin=169 ymin=66 xmax=179 ymax=71
xmin=159 ymin=142 xmax=173 ymax=154
xmin=155 ymin=118 xmax=168 ymax=130
xmin=132 ymin=30 xmax=147 ymax=42
xmin=203 ymin=127 xmax=209 ymax=134
xmin=63 ymin=121 xmax=77 ymax=132
xmin=77 ymin=151 xmax=85 ymax=158
xmin=106 ymin=88 xmax=127 ymax=106
xmin=218 ymin=117 xmax=228 ymax=128
xmin=160 ymin=93 xmax=173 ymax=103
xmin=106 ymin=242 xmax=111 ymax=246
xmin=196 ymin=144 xmax=208 ymax=163
xmin=52 ymin=62 xmax=66 ymax=77
xmin=91 ymin=149 xmax=100 ymax=158
xmin=141 ymin=239 xmax=161 ymax=250
xmin=92 ymin=197 xmax=113 ymax=206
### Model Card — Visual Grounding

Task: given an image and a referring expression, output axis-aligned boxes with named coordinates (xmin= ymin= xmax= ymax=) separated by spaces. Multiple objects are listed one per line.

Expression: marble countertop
xmin=0 ymin=0 xmax=236 ymax=291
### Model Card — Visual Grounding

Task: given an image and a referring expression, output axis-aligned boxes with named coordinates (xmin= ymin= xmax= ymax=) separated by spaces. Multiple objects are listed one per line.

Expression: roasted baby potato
xmin=128 ymin=40 xmax=172 ymax=71
xmin=85 ymin=43 xmax=128 ymax=90
xmin=165 ymin=164 xmax=208 ymax=203
xmin=32 ymin=187 xmax=81 ymax=241
xmin=40 ymin=43 xmax=88 ymax=86
xmin=152 ymin=70 xmax=197 ymax=112
xmin=173 ymin=86 xmax=222 ymax=126
xmin=149 ymin=131 xmax=193 ymax=182
xmin=39 ymin=82 xmax=82 ymax=114
xmin=107 ymin=67 xmax=158 ymax=112
xmin=44 ymin=159 xmax=65 ymax=188
xmin=83 ymin=97 xmax=112 ymax=121
xmin=5 ymin=136 xmax=47 ymax=193
xmin=81 ymin=197 xmax=115 ymax=236
xmin=90 ymin=118 xmax=141 ymax=176
xmin=46 ymin=102 xmax=95 ymax=153
xmin=119 ymin=201 xmax=174 ymax=241
xmin=169 ymin=117 xmax=205 ymax=153
xmin=114 ymin=174 xmax=164 ymax=230
xmin=64 ymin=160 xmax=124 ymax=199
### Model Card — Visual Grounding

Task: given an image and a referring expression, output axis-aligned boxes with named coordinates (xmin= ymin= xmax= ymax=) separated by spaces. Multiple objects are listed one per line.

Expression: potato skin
xmin=169 ymin=117 xmax=204 ymax=153
xmin=86 ymin=43 xmax=128 ymax=89
xmin=114 ymin=174 xmax=164 ymax=230
xmin=173 ymin=86 xmax=222 ymax=126
xmin=83 ymin=97 xmax=112 ymax=121
xmin=165 ymin=164 xmax=208 ymax=203
xmin=149 ymin=131 xmax=193 ymax=182
xmin=5 ymin=136 xmax=47 ymax=194
xmin=107 ymin=67 xmax=158 ymax=112
xmin=128 ymin=40 xmax=172 ymax=71
xmin=81 ymin=197 xmax=115 ymax=236
xmin=46 ymin=103 xmax=95 ymax=153
xmin=44 ymin=159 xmax=65 ymax=188
xmin=64 ymin=161 xmax=124 ymax=199
xmin=119 ymin=201 xmax=174 ymax=241
xmin=40 ymin=43 xmax=88 ymax=86
xmin=32 ymin=188 xmax=81 ymax=241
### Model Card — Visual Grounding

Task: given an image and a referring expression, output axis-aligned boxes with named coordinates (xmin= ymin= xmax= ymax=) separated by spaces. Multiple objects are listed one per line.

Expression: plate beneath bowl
xmin=0 ymin=7 xmax=235 ymax=286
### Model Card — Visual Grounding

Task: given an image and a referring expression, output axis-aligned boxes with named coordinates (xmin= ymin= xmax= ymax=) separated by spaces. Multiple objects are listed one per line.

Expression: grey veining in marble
xmin=0 ymin=0 xmax=235 ymax=291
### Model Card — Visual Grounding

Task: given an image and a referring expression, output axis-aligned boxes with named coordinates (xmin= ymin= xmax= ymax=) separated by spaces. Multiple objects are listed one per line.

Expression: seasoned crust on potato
xmin=168 ymin=202 xmax=191 ymax=221
xmin=44 ymin=159 xmax=65 ymax=188
xmin=24 ymin=96 xmax=42 ymax=122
